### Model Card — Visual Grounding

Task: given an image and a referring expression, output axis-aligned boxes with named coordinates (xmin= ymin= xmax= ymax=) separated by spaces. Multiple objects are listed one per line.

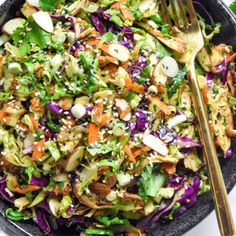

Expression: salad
xmin=0 ymin=0 xmax=235 ymax=235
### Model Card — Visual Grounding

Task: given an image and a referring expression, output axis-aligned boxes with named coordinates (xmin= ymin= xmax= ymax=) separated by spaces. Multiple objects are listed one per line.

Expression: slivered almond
xmin=143 ymin=134 xmax=168 ymax=156
xmin=2 ymin=18 xmax=26 ymax=35
xmin=32 ymin=11 xmax=54 ymax=33
xmin=106 ymin=44 xmax=130 ymax=62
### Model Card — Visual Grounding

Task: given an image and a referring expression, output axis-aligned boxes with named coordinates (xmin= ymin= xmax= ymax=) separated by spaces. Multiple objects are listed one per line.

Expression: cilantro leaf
xmin=11 ymin=17 xmax=50 ymax=55
xmin=96 ymin=215 xmax=127 ymax=226
xmin=230 ymin=1 xmax=236 ymax=14
xmin=166 ymin=67 xmax=187 ymax=98
xmin=39 ymin=0 xmax=63 ymax=11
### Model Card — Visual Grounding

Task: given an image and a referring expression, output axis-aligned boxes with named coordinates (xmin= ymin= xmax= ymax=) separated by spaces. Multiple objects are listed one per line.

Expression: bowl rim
xmin=0 ymin=0 xmax=235 ymax=236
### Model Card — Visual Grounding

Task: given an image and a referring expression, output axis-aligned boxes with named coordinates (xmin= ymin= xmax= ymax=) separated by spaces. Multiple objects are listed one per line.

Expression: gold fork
xmin=160 ymin=0 xmax=236 ymax=235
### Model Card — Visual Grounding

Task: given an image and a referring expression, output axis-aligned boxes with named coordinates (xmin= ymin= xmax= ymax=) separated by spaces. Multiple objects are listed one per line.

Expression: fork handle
xmin=188 ymin=61 xmax=236 ymax=236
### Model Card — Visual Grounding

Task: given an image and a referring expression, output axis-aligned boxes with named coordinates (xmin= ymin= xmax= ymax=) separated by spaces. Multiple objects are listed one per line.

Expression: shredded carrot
xmin=13 ymin=185 xmax=41 ymax=194
xmin=125 ymin=76 xmax=145 ymax=94
xmin=98 ymin=56 xmax=119 ymax=67
xmin=100 ymin=44 xmax=110 ymax=54
xmin=133 ymin=146 xmax=151 ymax=158
xmin=111 ymin=0 xmax=126 ymax=9
xmin=0 ymin=104 xmax=7 ymax=121
xmin=30 ymin=117 xmax=39 ymax=130
xmin=227 ymin=52 xmax=236 ymax=63
xmin=32 ymin=138 xmax=45 ymax=161
xmin=99 ymin=165 xmax=110 ymax=175
xmin=87 ymin=39 xmax=101 ymax=48
xmin=201 ymin=85 xmax=208 ymax=103
xmin=99 ymin=115 xmax=111 ymax=127
xmin=163 ymin=163 xmax=176 ymax=175
xmin=123 ymin=145 xmax=136 ymax=162
xmin=92 ymin=102 xmax=104 ymax=124
xmin=157 ymin=84 xmax=166 ymax=93
xmin=88 ymin=123 xmax=99 ymax=145
xmin=121 ymin=7 xmax=135 ymax=21
xmin=30 ymin=97 xmax=44 ymax=112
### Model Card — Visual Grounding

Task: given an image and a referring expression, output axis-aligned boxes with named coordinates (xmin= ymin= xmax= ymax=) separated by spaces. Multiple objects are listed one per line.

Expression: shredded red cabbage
xmin=206 ymin=72 xmax=214 ymax=89
xmin=121 ymin=26 xmax=134 ymax=50
xmin=175 ymin=176 xmax=201 ymax=215
xmin=34 ymin=210 xmax=51 ymax=235
xmin=0 ymin=177 xmax=13 ymax=203
xmin=166 ymin=175 xmax=186 ymax=190
xmin=157 ymin=125 xmax=177 ymax=144
xmin=135 ymin=109 xmax=148 ymax=131
xmin=127 ymin=57 xmax=147 ymax=81
xmin=225 ymin=149 xmax=233 ymax=158
xmin=176 ymin=136 xmax=201 ymax=149
xmin=30 ymin=176 xmax=49 ymax=186
xmin=47 ymin=102 xmax=72 ymax=116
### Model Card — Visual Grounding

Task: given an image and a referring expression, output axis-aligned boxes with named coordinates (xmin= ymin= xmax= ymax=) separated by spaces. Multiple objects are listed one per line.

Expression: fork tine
xmin=160 ymin=0 xmax=172 ymax=27
xmin=177 ymin=0 xmax=189 ymax=27
xmin=170 ymin=0 xmax=180 ymax=28
xmin=186 ymin=0 xmax=198 ymax=24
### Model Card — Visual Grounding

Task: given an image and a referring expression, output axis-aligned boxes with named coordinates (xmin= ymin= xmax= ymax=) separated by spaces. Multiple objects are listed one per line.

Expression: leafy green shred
xmin=230 ymin=1 xmax=236 ymax=14
xmin=45 ymin=141 xmax=61 ymax=161
xmin=6 ymin=208 xmax=31 ymax=221
xmin=96 ymin=215 xmax=127 ymax=226
xmin=39 ymin=0 xmax=63 ymax=11
xmin=87 ymin=140 xmax=118 ymax=156
xmin=138 ymin=165 xmax=166 ymax=201
xmin=167 ymin=67 xmax=187 ymax=98
xmin=85 ymin=228 xmax=114 ymax=236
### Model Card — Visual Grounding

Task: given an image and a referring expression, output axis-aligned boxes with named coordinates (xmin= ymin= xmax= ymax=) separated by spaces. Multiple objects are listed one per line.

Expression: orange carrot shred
xmin=163 ymin=163 xmax=176 ymax=175
xmin=121 ymin=7 xmax=135 ymax=21
xmin=32 ymin=138 xmax=45 ymax=161
xmin=123 ymin=145 xmax=136 ymax=162
xmin=133 ymin=146 xmax=151 ymax=158
xmin=227 ymin=52 xmax=236 ymax=63
xmin=30 ymin=117 xmax=39 ymax=130
xmin=88 ymin=123 xmax=99 ymax=145
xmin=13 ymin=185 xmax=41 ymax=194
xmin=0 ymin=104 xmax=7 ymax=121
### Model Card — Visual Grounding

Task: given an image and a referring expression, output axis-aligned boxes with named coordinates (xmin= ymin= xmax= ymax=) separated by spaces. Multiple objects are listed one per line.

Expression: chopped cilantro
xmin=167 ymin=67 xmax=187 ymax=98
xmin=39 ymin=0 xmax=63 ymax=11
xmin=11 ymin=17 xmax=51 ymax=55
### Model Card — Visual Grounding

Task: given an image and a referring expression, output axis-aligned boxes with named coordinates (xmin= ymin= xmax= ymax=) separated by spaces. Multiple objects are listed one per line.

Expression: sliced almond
xmin=107 ymin=44 xmax=130 ymax=62
xmin=167 ymin=114 xmax=187 ymax=128
xmin=143 ymin=134 xmax=168 ymax=156
xmin=26 ymin=0 xmax=39 ymax=8
xmin=21 ymin=2 xmax=37 ymax=18
xmin=159 ymin=56 xmax=179 ymax=78
xmin=152 ymin=61 xmax=168 ymax=86
xmin=32 ymin=11 xmax=54 ymax=33
xmin=2 ymin=18 xmax=26 ymax=35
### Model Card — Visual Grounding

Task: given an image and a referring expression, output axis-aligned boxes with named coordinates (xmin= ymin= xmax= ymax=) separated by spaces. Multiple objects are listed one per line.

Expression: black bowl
xmin=0 ymin=0 xmax=236 ymax=235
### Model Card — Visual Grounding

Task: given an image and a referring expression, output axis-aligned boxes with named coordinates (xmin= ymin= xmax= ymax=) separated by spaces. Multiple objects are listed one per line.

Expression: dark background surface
xmin=0 ymin=0 xmax=236 ymax=235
